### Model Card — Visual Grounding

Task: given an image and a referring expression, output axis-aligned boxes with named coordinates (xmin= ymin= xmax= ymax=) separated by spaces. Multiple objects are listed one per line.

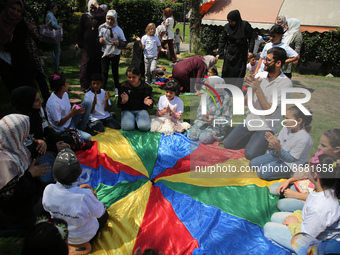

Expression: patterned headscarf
xmin=0 ymin=114 xmax=31 ymax=185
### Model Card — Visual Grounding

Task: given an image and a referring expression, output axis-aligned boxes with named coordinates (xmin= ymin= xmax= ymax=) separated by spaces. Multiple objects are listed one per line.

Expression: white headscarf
xmin=106 ymin=10 xmax=117 ymax=27
xmin=87 ymin=0 xmax=99 ymax=17
xmin=0 ymin=114 xmax=31 ymax=188
xmin=282 ymin=18 xmax=301 ymax=46
xmin=203 ymin=55 xmax=216 ymax=70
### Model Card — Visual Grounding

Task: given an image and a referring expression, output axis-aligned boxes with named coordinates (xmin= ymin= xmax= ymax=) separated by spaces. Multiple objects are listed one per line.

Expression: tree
xmin=189 ymin=0 xmax=203 ymax=54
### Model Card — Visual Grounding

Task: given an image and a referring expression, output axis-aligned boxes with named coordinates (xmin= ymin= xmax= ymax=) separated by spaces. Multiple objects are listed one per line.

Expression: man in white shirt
xmin=223 ymin=47 xmax=292 ymax=160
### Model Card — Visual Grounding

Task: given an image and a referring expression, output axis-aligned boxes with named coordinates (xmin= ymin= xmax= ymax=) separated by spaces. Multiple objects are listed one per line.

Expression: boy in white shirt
xmin=43 ymin=148 xmax=108 ymax=251
xmin=84 ymin=73 xmax=120 ymax=132
xmin=254 ymin=25 xmax=299 ymax=75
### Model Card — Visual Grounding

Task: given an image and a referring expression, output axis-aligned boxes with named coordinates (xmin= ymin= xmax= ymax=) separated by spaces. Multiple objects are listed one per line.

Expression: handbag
xmin=39 ymin=22 xmax=62 ymax=44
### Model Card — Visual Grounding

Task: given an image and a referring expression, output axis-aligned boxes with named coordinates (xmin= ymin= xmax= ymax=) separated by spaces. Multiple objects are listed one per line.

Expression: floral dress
xmin=189 ymin=94 xmax=232 ymax=142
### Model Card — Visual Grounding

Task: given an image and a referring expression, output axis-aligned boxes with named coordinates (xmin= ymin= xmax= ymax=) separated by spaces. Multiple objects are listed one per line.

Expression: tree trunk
xmin=190 ymin=0 xmax=203 ymax=54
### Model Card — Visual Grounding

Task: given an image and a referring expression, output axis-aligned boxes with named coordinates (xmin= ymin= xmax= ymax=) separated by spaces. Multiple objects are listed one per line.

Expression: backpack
xmin=60 ymin=128 xmax=86 ymax=151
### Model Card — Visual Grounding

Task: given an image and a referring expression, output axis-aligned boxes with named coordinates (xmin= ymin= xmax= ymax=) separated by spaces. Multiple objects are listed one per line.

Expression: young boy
xmin=254 ymin=25 xmax=299 ymax=75
xmin=174 ymin=28 xmax=183 ymax=54
xmin=84 ymin=73 xmax=120 ymax=132
xmin=42 ymin=148 xmax=108 ymax=250
xmin=246 ymin=53 xmax=258 ymax=76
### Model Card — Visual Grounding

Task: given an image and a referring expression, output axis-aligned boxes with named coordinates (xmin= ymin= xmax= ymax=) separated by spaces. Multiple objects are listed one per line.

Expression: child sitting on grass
xmin=84 ymin=73 xmax=120 ymax=132
xmin=151 ymin=81 xmax=190 ymax=136
xmin=42 ymin=148 xmax=108 ymax=254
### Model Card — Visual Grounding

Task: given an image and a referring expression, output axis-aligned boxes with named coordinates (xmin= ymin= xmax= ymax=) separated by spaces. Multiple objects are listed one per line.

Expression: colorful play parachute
xmin=75 ymin=129 xmax=290 ymax=255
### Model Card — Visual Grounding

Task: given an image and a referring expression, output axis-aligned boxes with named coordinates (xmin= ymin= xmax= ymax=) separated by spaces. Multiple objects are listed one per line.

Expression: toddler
xmin=174 ymin=28 xmax=183 ymax=54
xmin=246 ymin=53 xmax=258 ymax=76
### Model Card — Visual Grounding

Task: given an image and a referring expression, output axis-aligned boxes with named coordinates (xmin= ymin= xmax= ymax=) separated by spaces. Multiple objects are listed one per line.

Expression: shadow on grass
xmin=292 ymin=80 xmax=315 ymax=93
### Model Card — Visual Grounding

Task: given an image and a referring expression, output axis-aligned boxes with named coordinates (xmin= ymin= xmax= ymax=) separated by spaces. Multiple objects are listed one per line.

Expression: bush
xmin=301 ymin=29 xmax=340 ymax=71
xmin=200 ymin=25 xmax=224 ymax=54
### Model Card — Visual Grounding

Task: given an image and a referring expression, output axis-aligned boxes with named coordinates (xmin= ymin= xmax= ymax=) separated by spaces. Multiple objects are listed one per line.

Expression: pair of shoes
xmin=68 ymin=242 xmax=91 ymax=255
xmin=169 ymin=62 xmax=176 ymax=66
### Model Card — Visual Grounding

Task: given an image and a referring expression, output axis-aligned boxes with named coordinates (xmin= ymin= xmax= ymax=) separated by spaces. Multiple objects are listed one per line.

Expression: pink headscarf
xmin=0 ymin=0 xmax=24 ymax=45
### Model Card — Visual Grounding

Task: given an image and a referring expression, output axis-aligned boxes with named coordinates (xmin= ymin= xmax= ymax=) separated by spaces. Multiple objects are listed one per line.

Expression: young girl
xmin=263 ymin=152 xmax=340 ymax=252
xmin=45 ymin=74 xmax=92 ymax=142
xmin=136 ymin=23 xmax=165 ymax=84
xmin=250 ymin=106 xmax=313 ymax=180
xmin=99 ymin=9 xmax=126 ymax=91
xmin=189 ymin=67 xmax=232 ymax=144
xmin=118 ymin=66 xmax=153 ymax=131
xmin=150 ymin=81 xmax=190 ymax=136
xmin=270 ymin=128 xmax=340 ymax=212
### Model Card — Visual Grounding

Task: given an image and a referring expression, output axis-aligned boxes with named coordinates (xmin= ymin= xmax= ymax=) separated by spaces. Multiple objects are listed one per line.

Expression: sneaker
xmin=169 ymin=62 xmax=176 ymax=66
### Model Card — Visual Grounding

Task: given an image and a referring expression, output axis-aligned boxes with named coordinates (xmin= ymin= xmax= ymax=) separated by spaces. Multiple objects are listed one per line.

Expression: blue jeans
xmin=88 ymin=117 xmax=121 ymax=132
xmin=53 ymin=43 xmax=61 ymax=72
xmin=264 ymin=212 xmax=294 ymax=252
xmin=175 ymin=42 xmax=180 ymax=54
xmin=121 ymin=110 xmax=150 ymax=131
xmin=223 ymin=124 xmax=270 ymax=160
xmin=69 ymin=99 xmax=92 ymax=142
xmin=249 ymin=152 xmax=291 ymax=180
xmin=270 ymin=182 xmax=305 ymax=212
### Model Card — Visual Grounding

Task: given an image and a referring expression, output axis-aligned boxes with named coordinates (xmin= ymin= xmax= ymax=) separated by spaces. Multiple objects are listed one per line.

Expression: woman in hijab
xmin=75 ymin=0 xmax=106 ymax=92
xmin=0 ymin=0 xmax=37 ymax=92
xmin=11 ymin=86 xmax=70 ymax=159
xmin=215 ymin=10 xmax=254 ymax=89
xmin=282 ymin=18 xmax=303 ymax=79
xmin=172 ymin=55 xmax=216 ymax=93
xmin=0 ymin=114 xmax=49 ymax=236
xmin=98 ymin=9 xmax=126 ymax=91
xmin=276 ymin=15 xmax=287 ymax=33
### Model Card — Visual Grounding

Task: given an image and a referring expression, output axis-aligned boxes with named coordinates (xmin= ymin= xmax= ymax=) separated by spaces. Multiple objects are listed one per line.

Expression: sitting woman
xmin=0 ymin=114 xmax=50 ymax=236
xmin=249 ymin=106 xmax=313 ymax=180
xmin=11 ymin=86 xmax=70 ymax=182
xmin=188 ymin=67 xmax=232 ymax=144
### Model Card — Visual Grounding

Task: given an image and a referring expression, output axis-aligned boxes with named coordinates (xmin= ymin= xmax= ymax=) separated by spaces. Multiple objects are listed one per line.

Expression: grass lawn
xmin=0 ymin=47 xmax=339 ymax=254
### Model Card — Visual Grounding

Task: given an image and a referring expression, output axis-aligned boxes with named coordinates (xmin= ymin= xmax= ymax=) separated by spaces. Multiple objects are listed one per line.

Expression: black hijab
xmin=11 ymin=86 xmax=43 ymax=138
xmin=226 ymin=10 xmax=245 ymax=41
